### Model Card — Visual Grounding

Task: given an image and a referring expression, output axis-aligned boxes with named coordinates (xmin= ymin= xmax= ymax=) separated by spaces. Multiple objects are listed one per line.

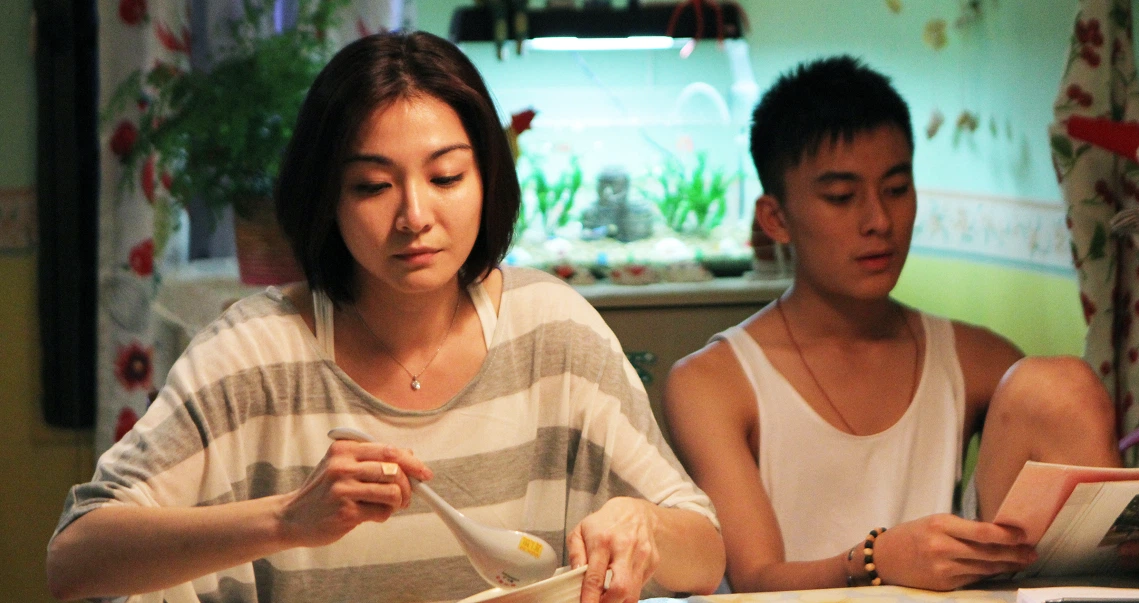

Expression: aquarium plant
xmin=521 ymin=154 xmax=582 ymax=238
xmin=650 ymin=152 xmax=734 ymax=236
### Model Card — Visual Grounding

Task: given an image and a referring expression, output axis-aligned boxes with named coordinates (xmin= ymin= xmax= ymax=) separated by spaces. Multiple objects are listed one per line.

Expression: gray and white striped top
xmin=55 ymin=267 xmax=717 ymax=603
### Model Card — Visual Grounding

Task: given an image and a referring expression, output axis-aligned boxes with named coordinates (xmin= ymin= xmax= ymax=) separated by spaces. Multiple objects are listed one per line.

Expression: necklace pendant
xmin=410 ymin=378 xmax=421 ymax=391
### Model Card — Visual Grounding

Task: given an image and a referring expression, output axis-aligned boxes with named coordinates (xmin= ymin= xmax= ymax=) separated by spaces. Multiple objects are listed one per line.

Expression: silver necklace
xmin=354 ymin=292 xmax=461 ymax=392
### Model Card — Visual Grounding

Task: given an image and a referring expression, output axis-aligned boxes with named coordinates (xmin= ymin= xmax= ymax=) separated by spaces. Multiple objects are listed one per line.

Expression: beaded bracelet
xmin=863 ymin=527 xmax=887 ymax=586
xmin=845 ymin=527 xmax=888 ymax=587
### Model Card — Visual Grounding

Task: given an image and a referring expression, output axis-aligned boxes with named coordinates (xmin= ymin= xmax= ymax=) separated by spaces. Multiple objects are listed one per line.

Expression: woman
xmin=47 ymin=31 xmax=724 ymax=603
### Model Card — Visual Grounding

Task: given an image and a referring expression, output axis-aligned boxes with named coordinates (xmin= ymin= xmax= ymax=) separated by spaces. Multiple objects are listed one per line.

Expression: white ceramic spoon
xmin=327 ymin=427 xmax=560 ymax=588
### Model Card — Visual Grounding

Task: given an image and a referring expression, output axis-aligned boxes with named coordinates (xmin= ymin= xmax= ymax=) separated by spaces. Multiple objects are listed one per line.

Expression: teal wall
xmin=428 ymin=1 xmax=1078 ymax=201
xmin=743 ymin=0 xmax=1076 ymax=201
xmin=422 ymin=0 xmax=1091 ymax=356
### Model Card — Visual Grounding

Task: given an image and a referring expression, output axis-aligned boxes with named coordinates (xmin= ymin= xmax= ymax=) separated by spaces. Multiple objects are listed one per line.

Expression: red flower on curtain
xmin=1066 ymin=84 xmax=1095 ymax=107
xmin=129 ymin=238 xmax=155 ymax=276
xmin=1082 ymin=291 xmax=1098 ymax=323
xmin=1077 ymin=18 xmax=1105 ymax=67
xmin=118 ymin=0 xmax=148 ymax=25
xmin=1077 ymin=18 xmax=1105 ymax=46
xmin=1096 ymin=179 xmax=1120 ymax=206
xmin=109 ymin=120 xmax=138 ymax=160
xmin=139 ymin=155 xmax=172 ymax=204
xmin=141 ymin=155 xmax=156 ymax=203
xmin=113 ymin=407 xmax=139 ymax=443
xmin=155 ymin=20 xmax=191 ymax=54
xmin=1082 ymin=47 xmax=1103 ymax=67
xmin=115 ymin=341 xmax=154 ymax=391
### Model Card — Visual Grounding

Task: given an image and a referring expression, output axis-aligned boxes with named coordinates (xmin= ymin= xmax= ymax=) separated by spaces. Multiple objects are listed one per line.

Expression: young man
xmin=662 ymin=55 xmax=1122 ymax=592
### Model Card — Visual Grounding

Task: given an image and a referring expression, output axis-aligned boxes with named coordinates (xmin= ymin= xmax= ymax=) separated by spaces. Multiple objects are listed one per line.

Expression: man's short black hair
xmin=275 ymin=31 xmax=520 ymax=306
xmin=749 ymin=55 xmax=913 ymax=202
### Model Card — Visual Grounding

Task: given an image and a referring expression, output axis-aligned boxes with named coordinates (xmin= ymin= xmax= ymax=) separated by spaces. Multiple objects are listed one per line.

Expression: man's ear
xmin=753 ymin=194 xmax=791 ymax=245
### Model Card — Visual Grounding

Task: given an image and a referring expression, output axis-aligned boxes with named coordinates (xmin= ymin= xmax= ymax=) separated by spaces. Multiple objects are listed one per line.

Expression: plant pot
xmin=233 ymin=199 xmax=304 ymax=286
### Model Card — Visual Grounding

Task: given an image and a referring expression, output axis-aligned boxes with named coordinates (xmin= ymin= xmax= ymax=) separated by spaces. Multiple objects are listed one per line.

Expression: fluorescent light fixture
xmin=527 ymin=36 xmax=678 ymax=51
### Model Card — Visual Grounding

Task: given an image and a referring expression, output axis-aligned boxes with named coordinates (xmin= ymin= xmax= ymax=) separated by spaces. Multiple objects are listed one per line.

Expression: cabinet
xmin=578 ymin=278 xmax=785 ymax=443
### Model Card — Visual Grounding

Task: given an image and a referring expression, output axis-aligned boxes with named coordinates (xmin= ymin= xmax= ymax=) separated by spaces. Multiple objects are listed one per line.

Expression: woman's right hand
xmin=278 ymin=439 xmax=433 ymax=548
xmin=871 ymin=514 xmax=1037 ymax=591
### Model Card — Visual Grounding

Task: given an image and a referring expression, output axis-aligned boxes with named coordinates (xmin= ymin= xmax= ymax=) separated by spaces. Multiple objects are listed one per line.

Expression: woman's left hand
xmin=567 ymin=497 xmax=661 ymax=603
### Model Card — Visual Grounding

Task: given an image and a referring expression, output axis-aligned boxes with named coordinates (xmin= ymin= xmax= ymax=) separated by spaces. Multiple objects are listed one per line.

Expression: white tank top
xmin=713 ymin=312 xmax=965 ymax=562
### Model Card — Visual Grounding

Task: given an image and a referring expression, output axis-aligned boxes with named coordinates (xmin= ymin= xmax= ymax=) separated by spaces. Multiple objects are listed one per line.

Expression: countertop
xmin=152 ymin=257 xmax=788 ymax=338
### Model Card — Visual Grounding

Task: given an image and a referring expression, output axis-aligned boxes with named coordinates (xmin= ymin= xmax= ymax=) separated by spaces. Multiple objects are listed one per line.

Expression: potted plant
xmin=104 ymin=0 xmax=350 ymax=284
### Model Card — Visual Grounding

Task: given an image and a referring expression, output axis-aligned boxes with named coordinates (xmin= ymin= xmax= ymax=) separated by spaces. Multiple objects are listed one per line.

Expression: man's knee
xmin=993 ymin=355 xmax=1115 ymax=430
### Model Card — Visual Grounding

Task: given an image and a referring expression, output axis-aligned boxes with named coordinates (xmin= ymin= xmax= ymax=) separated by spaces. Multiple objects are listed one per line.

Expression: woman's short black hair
xmin=275 ymin=31 xmax=520 ymax=305
xmin=749 ymin=55 xmax=913 ymax=202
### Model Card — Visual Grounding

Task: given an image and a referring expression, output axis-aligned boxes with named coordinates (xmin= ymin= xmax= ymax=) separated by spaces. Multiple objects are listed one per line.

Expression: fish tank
xmin=457 ymin=36 xmax=768 ymax=285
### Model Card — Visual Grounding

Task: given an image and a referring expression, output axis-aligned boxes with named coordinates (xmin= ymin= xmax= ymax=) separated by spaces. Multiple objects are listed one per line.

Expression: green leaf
xmin=709 ymin=195 xmax=727 ymax=229
xmin=1089 ymin=222 xmax=1108 ymax=260
xmin=1051 ymin=135 xmax=1075 ymax=162
xmin=1112 ymin=3 xmax=1130 ymax=30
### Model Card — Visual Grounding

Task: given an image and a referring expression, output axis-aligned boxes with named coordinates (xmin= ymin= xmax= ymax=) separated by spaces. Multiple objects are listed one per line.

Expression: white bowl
xmin=457 ymin=566 xmax=587 ymax=603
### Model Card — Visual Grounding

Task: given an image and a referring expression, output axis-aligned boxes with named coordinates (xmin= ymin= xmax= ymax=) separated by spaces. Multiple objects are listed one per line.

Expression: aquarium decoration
xmin=550 ymin=261 xmax=597 ymax=285
xmin=581 ymin=166 xmax=655 ymax=243
xmin=609 ymin=263 xmax=659 ymax=285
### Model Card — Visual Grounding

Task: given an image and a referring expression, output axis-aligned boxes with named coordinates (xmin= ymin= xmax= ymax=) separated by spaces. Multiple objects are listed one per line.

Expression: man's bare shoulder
xmin=950 ymin=319 xmax=1024 ymax=370
xmin=671 ymin=338 xmax=739 ymax=383
xmin=665 ymin=325 xmax=758 ymax=424
xmin=950 ymin=319 xmax=1024 ymax=420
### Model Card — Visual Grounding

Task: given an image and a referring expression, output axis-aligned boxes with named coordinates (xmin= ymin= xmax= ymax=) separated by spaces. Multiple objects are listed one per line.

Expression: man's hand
xmin=873 ymin=514 xmax=1037 ymax=591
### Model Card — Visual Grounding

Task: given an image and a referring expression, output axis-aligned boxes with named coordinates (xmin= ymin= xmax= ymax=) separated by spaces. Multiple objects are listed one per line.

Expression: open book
xmin=993 ymin=461 xmax=1139 ymax=577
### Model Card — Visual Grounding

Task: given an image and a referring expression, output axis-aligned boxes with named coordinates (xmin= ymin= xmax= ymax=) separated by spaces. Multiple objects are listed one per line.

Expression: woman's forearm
xmin=47 ymin=495 xmax=292 ymax=601
xmin=650 ymin=505 xmax=727 ymax=595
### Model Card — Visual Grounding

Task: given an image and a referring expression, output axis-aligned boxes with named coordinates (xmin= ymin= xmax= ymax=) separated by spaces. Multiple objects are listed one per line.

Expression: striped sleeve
xmin=500 ymin=268 xmax=719 ymax=530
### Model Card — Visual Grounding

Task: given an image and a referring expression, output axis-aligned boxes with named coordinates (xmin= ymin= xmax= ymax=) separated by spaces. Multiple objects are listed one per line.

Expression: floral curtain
xmin=95 ymin=0 xmax=405 ymax=455
xmin=1051 ymin=0 xmax=1139 ymax=464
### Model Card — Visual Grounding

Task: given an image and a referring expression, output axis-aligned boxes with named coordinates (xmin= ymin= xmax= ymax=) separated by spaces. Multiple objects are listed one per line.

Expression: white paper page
xmin=1025 ymin=480 xmax=1139 ymax=577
